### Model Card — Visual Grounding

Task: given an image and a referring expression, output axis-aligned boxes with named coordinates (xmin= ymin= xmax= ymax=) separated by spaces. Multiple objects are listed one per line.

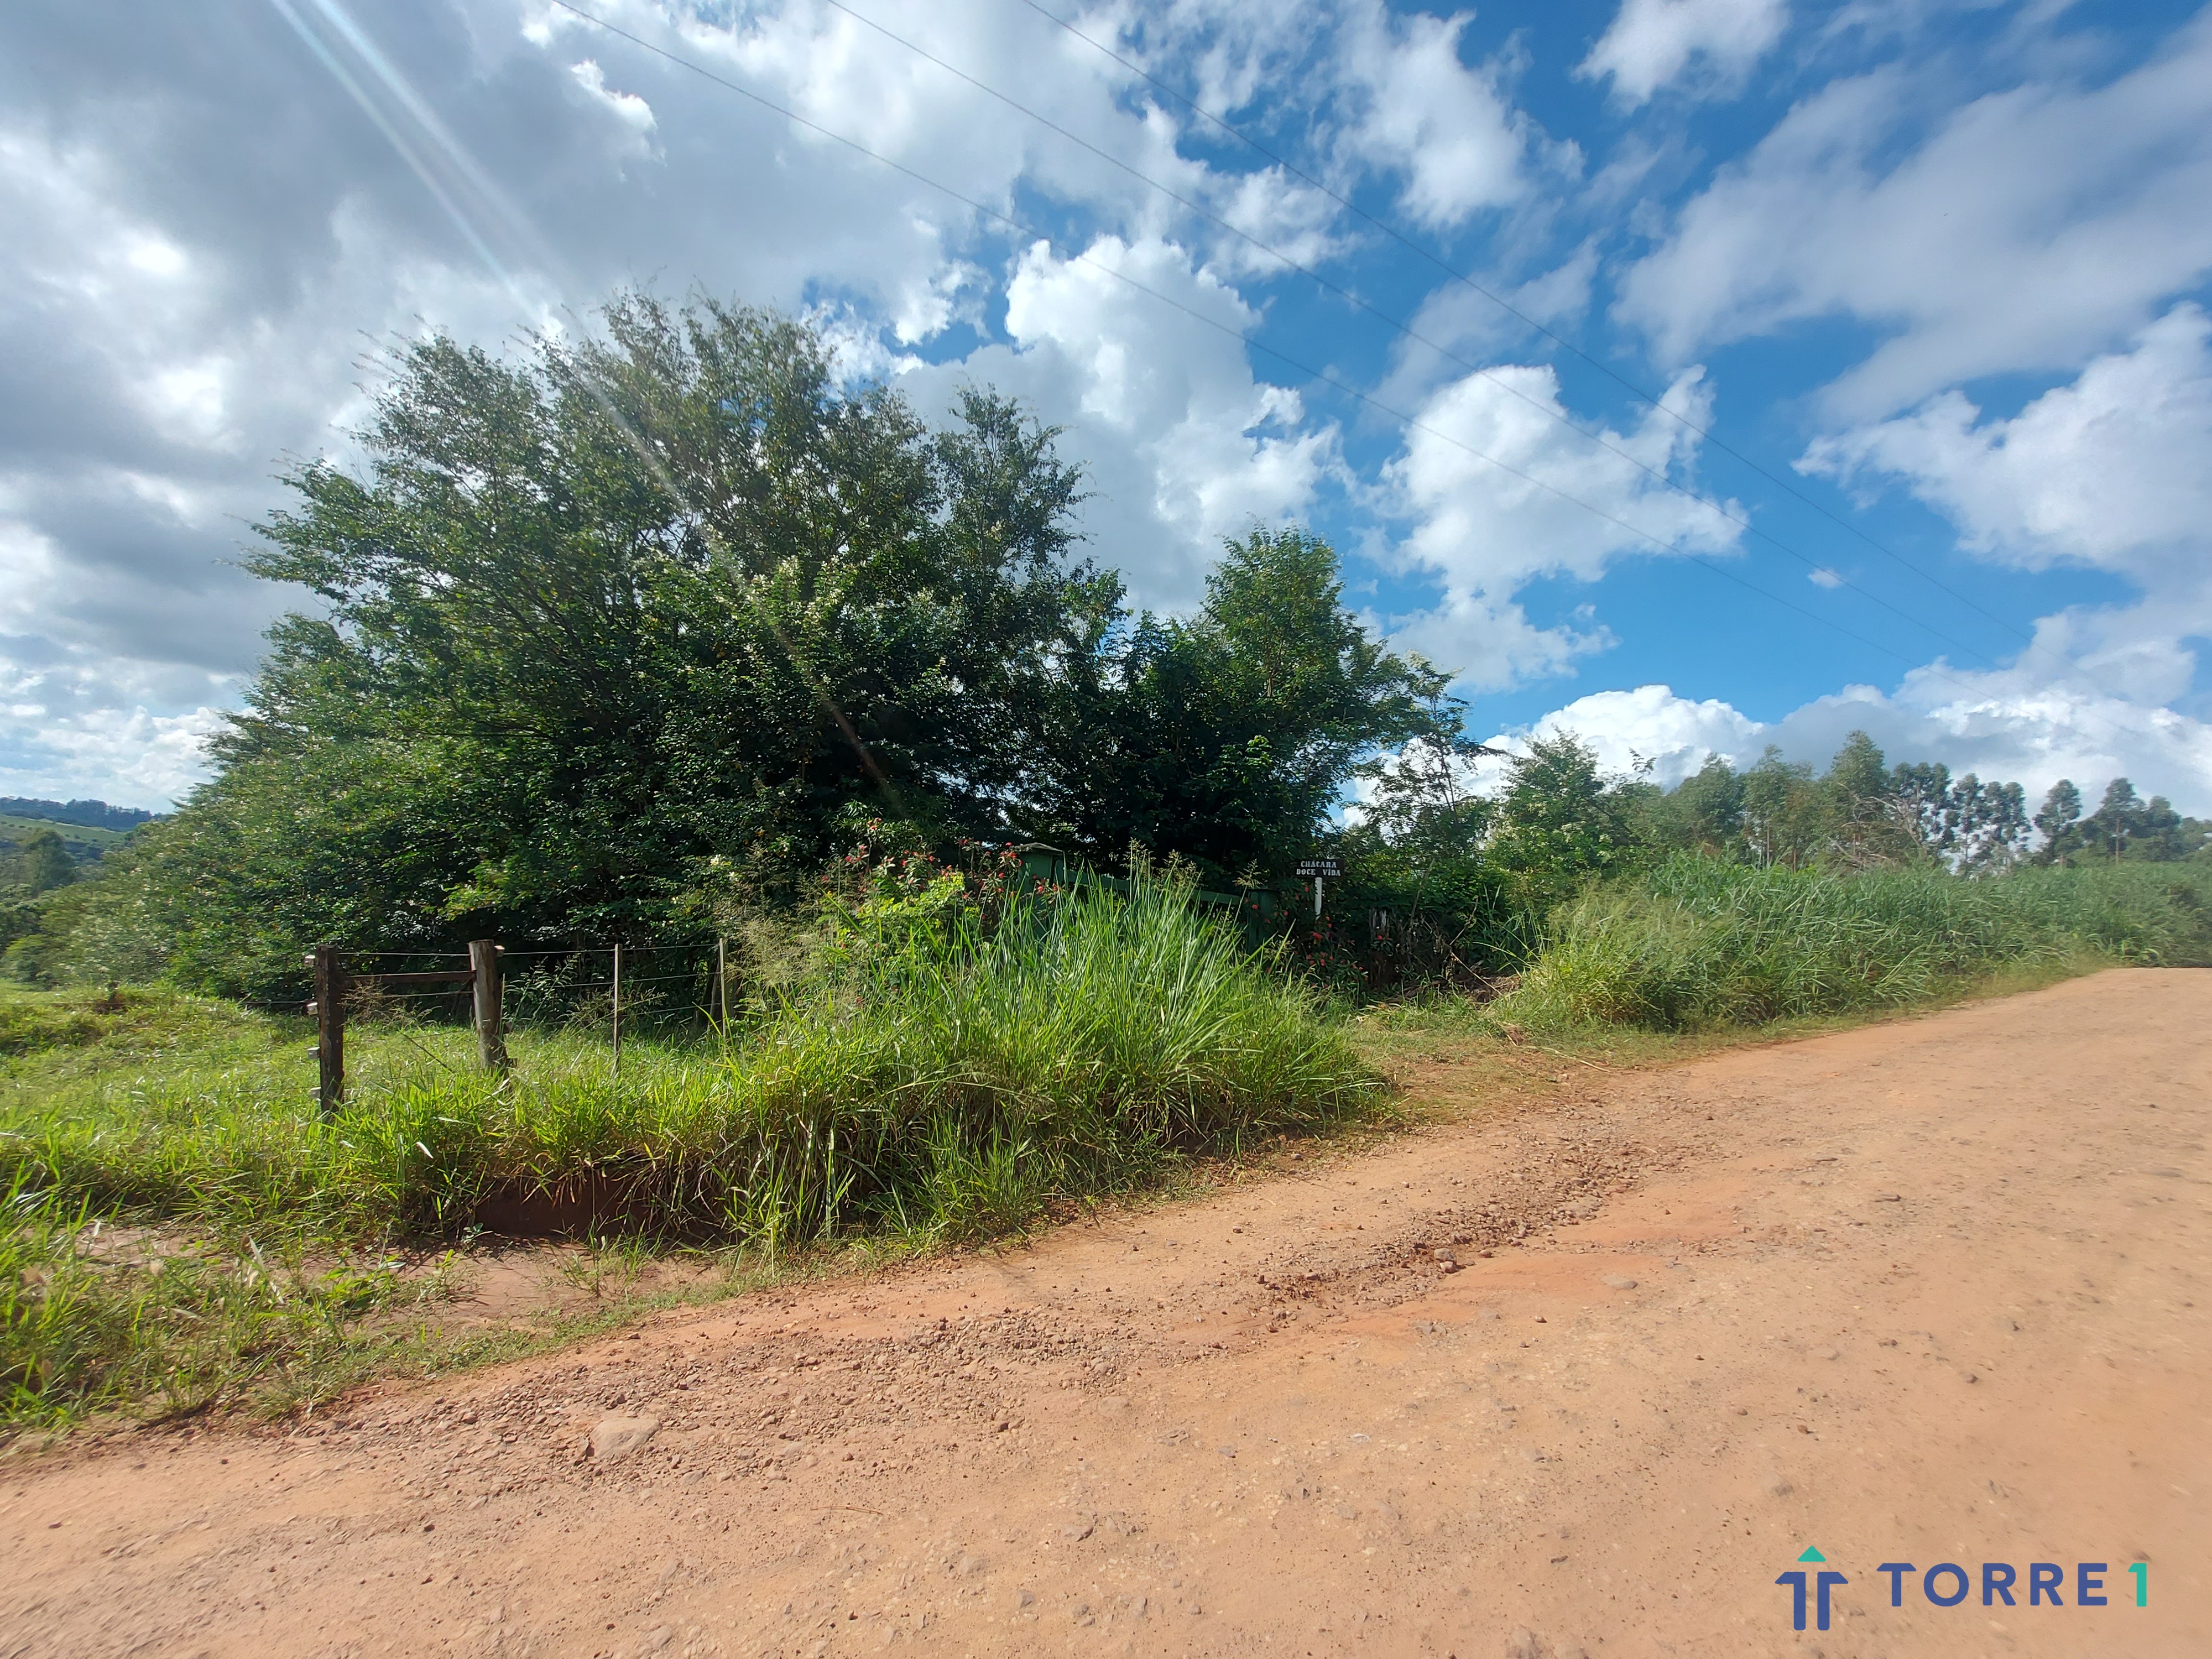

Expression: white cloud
xmin=1207 ymin=159 xmax=1353 ymax=278
xmin=1380 ymin=363 xmax=1743 ymax=687
xmin=1032 ymin=0 xmax=1547 ymax=238
xmin=1398 ymin=303 xmax=2212 ymax=808
xmin=0 ymin=701 xmax=226 ymax=808
xmin=894 ymin=234 xmax=1334 ymax=607
xmin=1799 ymin=301 xmax=2212 ymax=755
xmin=1579 ymin=0 xmax=1790 ymax=107
xmin=1618 ymin=11 xmax=2212 ymax=418
xmin=0 ymin=646 xmax=232 ymax=807
xmin=1335 ymin=8 xmax=1536 ymax=227
xmin=1803 ymin=303 xmax=2212 ymax=579
xmin=568 ymin=59 xmax=658 ymax=155
xmin=1512 ymin=684 xmax=1762 ymax=784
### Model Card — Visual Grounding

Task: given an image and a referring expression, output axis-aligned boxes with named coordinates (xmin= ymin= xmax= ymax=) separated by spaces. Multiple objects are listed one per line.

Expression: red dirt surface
xmin=3 ymin=968 xmax=2206 ymax=1657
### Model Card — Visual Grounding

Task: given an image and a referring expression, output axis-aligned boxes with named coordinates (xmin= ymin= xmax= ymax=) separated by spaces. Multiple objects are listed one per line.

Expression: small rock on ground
xmin=590 ymin=1415 xmax=660 ymax=1462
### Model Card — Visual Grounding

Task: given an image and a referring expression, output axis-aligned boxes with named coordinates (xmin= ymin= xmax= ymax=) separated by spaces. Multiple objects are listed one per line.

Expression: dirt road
xmin=5 ymin=969 xmax=2208 ymax=1657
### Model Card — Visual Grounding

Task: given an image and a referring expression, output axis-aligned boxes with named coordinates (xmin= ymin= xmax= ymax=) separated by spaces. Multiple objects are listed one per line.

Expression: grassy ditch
xmin=2 ymin=879 xmax=1370 ymax=1428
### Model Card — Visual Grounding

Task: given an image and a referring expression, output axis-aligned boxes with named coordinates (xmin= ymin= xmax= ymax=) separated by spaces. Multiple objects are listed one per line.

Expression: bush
xmin=1500 ymin=855 xmax=2212 ymax=1030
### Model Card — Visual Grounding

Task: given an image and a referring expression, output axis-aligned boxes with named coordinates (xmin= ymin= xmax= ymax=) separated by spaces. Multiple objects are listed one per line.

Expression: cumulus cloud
xmin=1510 ymin=684 xmax=1761 ymax=784
xmin=1334 ymin=7 xmax=1537 ymax=227
xmin=1380 ymin=363 xmax=1743 ymax=687
xmin=1047 ymin=0 xmax=1545 ymax=231
xmin=0 ymin=694 xmax=228 ymax=809
xmin=1618 ymin=11 xmax=2212 ymax=418
xmin=898 ymin=234 xmax=1336 ymax=608
xmin=1799 ymin=301 xmax=2212 ymax=753
xmin=1579 ymin=0 xmax=1790 ymax=107
xmin=1803 ymin=303 xmax=2212 ymax=578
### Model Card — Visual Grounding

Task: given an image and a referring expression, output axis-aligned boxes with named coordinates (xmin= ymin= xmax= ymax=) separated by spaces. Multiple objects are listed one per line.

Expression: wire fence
xmin=330 ymin=943 xmax=732 ymax=1044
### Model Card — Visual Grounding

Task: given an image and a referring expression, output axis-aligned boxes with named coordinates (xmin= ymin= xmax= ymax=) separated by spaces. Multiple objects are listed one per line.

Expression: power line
xmin=546 ymin=1 xmax=2033 ymax=706
xmin=276 ymin=0 xmax=910 ymax=810
xmin=818 ymin=5 xmax=2172 ymax=761
xmin=819 ymin=0 xmax=2018 ymax=674
xmin=1012 ymin=0 xmax=2037 ymax=649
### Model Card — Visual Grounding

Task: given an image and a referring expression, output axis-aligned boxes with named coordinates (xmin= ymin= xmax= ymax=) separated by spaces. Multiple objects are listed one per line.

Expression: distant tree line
xmin=1351 ymin=727 xmax=2201 ymax=906
xmin=1322 ymin=731 xmax=2208 ymax=985
xmin=0 ymin=801 xmax=159 ymax=979
xmin=0 ymin=797 xmax=159 ymax=832
xmin=1 ymin=827 xmax=83 ymax=977
xmin=11 ymin=295 xmax=2206 ymax=998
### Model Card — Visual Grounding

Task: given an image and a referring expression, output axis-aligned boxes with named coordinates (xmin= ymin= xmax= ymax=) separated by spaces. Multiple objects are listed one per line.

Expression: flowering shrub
xmin=821 ymin=825 xmax=1041 ymax=968
xmin=1275 ymin=908 xmax=1370 ymax=995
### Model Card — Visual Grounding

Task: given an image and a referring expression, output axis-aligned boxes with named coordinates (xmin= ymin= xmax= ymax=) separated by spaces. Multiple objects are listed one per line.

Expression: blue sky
xmin=2 ymin=0 xmax=2209 ymax=810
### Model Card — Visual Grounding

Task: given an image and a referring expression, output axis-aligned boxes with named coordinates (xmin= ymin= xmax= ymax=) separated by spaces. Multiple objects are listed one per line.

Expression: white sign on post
xmin=1294 ymin=857 xmax=1342 ymax=919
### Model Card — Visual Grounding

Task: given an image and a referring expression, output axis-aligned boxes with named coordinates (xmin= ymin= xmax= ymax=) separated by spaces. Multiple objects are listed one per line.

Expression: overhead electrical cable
xmin=274 ymin=0 xmax=907 ymax=805
xmin=544 ymin=0 xmax=2044 ymax=707
xmin=1013 ymin=0 xmax=2037 ymax=649
xmin=836 ymin=1 xmax=2161 ymax=758
xmin=818 ymin=0 xmax=2010 ymax=672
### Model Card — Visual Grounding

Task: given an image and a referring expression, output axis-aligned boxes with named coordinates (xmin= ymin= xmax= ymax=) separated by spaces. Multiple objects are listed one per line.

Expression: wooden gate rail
xmin=305 ymin=940 xmax=506 ymax=1117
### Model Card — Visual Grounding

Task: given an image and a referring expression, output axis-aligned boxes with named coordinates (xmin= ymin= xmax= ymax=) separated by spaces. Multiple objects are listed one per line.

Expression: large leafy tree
xmin=133 ymin=296 xmax=1114 ymax=991
xmin=1738 ymin=746 xmax=1821 ymax=868
xmin=1485 ymin=733 xmax=1652 ymax=910
xmin=1660 ymin=755 xmax=1747 ymax=854
xmin=99 ymin=300 xmax=1466 ymax=995
xmin=1031 ymin=526 xmax=1462 ymax=881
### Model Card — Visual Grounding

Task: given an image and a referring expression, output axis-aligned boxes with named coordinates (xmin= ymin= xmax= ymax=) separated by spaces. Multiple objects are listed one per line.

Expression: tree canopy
xmin=2033 ymin=775 xmax=2205 ymax=865
xmin=93 ymin=295 xmax=1460 ymax=995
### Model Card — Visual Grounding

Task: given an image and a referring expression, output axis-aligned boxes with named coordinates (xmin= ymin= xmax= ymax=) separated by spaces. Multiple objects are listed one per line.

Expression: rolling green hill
xmin=0 ymin=813 xmax=134 ymax=866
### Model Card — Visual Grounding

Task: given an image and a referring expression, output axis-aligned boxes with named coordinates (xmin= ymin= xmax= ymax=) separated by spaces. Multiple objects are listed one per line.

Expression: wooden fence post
xmin=311 ymin=943 xmax=345 ymax=1116
xmin=469 ymin=938 xmax=508 ymax=1072
xmin=611 ymin=941 xmax=623 ymax=1078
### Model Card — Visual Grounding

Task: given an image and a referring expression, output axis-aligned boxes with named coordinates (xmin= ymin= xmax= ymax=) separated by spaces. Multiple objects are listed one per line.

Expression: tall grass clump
xmin=2 ymin=875 xmax=1373 ymax=1260
xmin=1500 ymin=855 xmax=2212 ymax=1031
xmin=1 ymin=1170 xmax=415 ymax=1427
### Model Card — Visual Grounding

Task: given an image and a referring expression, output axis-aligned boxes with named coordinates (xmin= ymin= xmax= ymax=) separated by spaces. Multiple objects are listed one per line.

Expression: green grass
xmin=4 ymin=879 xmax=1369 ymax=1245
xmin=1493 ymin=856 xmax=2212 ymax=1032
xmin=0 ymin=1172 xmax=435 ymax=1430
xmin=1 ymin=879 xmax=1370 ymax=1428
xmin=13 ymin=856 xmax=2204 ymax=1433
